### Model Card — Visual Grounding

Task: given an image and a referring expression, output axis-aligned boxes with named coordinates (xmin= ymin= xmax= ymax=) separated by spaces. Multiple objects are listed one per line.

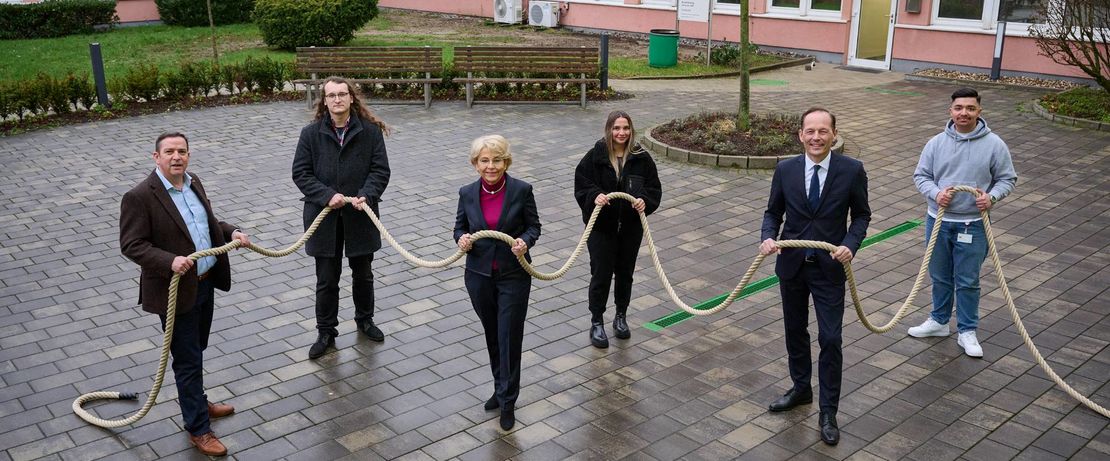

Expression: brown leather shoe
xmin=207 ymin=401 xmax=235 ymax=419
xmin=189 ymin=431 xmax=227 ymax=456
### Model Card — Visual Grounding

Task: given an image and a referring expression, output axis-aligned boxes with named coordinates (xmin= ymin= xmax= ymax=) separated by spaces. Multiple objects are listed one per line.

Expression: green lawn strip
xmin=642 ymin=219 xmax=923 ymax=332
xmin=3 ymin=20 xmax=788 ymax=82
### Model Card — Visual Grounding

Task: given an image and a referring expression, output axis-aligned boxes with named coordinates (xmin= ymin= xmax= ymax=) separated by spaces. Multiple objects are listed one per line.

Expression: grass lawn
xmin=1 ymin=18 xmax=786 ymax=82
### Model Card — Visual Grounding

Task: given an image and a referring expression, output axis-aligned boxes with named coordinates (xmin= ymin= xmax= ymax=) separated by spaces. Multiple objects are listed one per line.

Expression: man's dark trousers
xmin=464 ymin=269 xmax=530 ymax=410
xmin=160 ymin=277 xmax=214 ymax=437
xmin=315 ymin=224 xmax=374 ymax=336
xmin=780 ymin=261 xmax=844 ymax=412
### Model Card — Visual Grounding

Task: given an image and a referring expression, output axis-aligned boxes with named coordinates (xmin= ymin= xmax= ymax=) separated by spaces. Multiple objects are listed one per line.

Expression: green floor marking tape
xmin=643 ymin=219 xmax=923 ymax=332
xmin=751 ymin=79 xmax=789 ymax=86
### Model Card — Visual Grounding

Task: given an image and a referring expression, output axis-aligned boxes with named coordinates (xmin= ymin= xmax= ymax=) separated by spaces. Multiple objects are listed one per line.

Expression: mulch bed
xmin=910 ymin=68 xmax=1084 ymax=90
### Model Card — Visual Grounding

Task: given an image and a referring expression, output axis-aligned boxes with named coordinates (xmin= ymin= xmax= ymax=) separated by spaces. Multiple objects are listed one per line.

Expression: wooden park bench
xmin=453 ymin=46 xmax=600 ymax=108
xmin=294 ymin=46 xmax=442 ymax=108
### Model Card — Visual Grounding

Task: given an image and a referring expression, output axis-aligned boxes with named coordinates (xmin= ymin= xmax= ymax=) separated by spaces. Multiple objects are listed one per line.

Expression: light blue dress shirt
xmin=155 ymin=168 xmax=216 ymax=276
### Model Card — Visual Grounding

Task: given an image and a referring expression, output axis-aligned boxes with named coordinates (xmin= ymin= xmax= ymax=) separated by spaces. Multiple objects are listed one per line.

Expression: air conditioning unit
xmin=529 ymin=1 xmax=560 ymax=28
xmin=493 ymin=0 xmax=522 ymax=24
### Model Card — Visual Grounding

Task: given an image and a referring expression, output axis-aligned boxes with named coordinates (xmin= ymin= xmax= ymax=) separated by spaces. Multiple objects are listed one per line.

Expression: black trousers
xmin=159 ymin=278 xmax=214 ymax=436
xmin=465 ymin=269 xmax=531 ymax=411
xmin=587 ymin=226 xmax=643 ymax=320
xmin=780 ymin=261 xmax=844 ymax=413
xmin=314 ymin=224 xmax=375 ymax=336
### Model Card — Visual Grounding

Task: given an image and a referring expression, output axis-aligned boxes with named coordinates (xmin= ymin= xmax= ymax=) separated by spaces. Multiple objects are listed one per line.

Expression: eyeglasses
xmin=325 ymin=92 xmax=350 ymax=100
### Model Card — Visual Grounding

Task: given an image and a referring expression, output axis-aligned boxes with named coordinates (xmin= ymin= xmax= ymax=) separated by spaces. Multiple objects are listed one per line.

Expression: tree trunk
xmin=738 ymin=0 xmax=751 ymax=131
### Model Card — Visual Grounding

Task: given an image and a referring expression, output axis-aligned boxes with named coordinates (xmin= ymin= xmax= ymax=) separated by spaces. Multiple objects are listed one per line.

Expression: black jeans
xmin=780 ymin=262 xmax=845 ymax=413
xmin=314 ymin=253 xmax=375 ymax=336
xmin=587 ymin=226 xmax=643 ymax=321
xmin=159 ymin=277 xmax=214 ymax=436
xmin=465 ymin=269 xmax=531 ymax=411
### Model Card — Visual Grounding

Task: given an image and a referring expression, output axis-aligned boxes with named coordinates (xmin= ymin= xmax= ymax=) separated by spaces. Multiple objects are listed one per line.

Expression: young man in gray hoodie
xmin=907 ymin=88 xmax=1017 ymax=358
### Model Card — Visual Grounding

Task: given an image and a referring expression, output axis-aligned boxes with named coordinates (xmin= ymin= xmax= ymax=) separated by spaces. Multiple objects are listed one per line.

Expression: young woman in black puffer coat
xmin=574 ymin=110 xmax=663 ymax=348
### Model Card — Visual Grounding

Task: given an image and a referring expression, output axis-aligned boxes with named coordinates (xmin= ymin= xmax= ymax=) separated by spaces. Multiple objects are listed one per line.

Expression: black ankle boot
xmin=590 ymin=320 xmax=609 ymax=349
xmin=613 ymin=311 xmax=630 ymax=339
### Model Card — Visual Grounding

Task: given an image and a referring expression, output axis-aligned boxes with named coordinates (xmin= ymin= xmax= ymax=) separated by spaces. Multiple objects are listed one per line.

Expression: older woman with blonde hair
xmin=454 ymin=134 xmax=541 ymax=431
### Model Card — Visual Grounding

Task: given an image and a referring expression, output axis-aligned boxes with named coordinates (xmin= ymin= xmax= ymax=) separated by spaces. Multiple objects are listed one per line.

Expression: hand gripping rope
xmin=73 ymin=186 xmax=1107 ymax=427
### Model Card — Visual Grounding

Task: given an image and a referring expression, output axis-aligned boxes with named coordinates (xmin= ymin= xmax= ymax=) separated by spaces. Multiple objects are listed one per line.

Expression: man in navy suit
xmin=760 ymin=108 xmax=871 ymax=445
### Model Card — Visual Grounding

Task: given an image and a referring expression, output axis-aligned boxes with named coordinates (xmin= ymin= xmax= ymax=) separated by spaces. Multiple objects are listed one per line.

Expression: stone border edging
xmin=624 ymin=56 xmax=813 ymax=81
xmin=640 ymin=123 xmax=843 ymax=169
xmin=1029 ymin=99 xmax=1109 ymax=131
xmin=904 ymin=74 xmax=1063 ymax=94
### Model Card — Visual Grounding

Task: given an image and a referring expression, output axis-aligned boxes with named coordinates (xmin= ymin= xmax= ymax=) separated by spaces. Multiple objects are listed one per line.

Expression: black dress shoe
xmin=590 ymin=322 xmax=609 ymax=349
xmin=819 ymin=411 xmax=839 ymax=445
xmin=484 ymin=395 xmax=499 ymax=411
xmin=360 ymin=322 xmax=384 ymax=342
xmin=613 ymin=312 xmax=631 ymax=339
xmin=499 ymin=408 xmax=515 ymax=431
xmin=308 ymin=332 xmax=335 ymax=359
xmin=768 ymin=388 xmax=813 ymax=412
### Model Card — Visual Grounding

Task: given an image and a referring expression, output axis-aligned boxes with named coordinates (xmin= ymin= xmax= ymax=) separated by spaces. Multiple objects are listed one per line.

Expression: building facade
xmin=382 ymin=0 xmax=1092 ymax=80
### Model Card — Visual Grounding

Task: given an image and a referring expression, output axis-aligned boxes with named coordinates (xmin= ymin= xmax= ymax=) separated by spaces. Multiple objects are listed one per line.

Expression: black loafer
xmin=499 ymin=408 xmax=515 ymax=431
xmin=590 ymin=322 xmax=609 ymax=349
xmin=768 ymin=388 xmax=813 ymax=412
xmin=613 ymin=312 xmax=631 ymax=339
xmin=360 ymin=322 xmax=384 ymax=342
xmin=484 ymin=395 xmax=498 ymax=411
xmin=819 ymin=411 xmax=839 ymax=445
xmin=308 ymin=332 xmax=335 ymax=359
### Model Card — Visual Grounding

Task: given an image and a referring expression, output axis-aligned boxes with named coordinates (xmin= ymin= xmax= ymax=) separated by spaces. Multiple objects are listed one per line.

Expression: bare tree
xmin=738 ymin=0 xmax=750 ymax=131
xmin=1030 ymin=0 xmax=1110 ymax=92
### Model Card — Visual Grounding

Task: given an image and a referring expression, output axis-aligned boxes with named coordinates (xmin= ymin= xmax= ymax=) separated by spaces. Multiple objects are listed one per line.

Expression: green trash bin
xmin=648 ymin=29 xmax=679 ymax=68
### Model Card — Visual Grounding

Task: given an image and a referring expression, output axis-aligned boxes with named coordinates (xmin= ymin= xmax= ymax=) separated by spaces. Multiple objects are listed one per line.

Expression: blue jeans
xmin=925 ymin=216 xmax=988 ymax=333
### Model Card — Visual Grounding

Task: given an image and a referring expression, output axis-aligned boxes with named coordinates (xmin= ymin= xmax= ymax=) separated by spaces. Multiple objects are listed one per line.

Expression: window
xmin=938 ymin=0 xmax=984 ymax=20
xmin=766 ymin=0 xmax=841 ymax=17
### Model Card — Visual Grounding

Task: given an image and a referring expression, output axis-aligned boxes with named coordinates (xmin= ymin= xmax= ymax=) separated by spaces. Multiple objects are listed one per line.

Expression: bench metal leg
xmin=581 ymin=82 xmax=587 ymax=108
xmin=425 ymin=82 xmax=432 ymax=108
xmin=466 ymin=72 xmax=474 ymax=109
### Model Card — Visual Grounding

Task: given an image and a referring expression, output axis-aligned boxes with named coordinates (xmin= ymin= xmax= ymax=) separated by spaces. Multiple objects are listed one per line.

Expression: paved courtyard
xmin=1 ymin=68 xmax=1108 ymax=460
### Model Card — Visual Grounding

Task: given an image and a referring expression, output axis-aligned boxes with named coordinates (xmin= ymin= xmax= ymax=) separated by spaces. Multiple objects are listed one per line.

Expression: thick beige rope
xmin=72 ymin=205 xmax=337 ymax=427
xmin=75 ymin=187 xmax=1107 ymax=427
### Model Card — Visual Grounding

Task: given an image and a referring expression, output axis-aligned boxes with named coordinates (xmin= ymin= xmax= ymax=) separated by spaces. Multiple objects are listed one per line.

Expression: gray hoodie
xmin=914 ymin=118 xmax=1017 ymax=221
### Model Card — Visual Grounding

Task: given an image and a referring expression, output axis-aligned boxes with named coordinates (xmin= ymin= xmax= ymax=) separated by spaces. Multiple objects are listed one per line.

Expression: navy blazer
xmin=761 ymin=153 xmax=871 ymax=283
xmin=454 ymin=174 xmax=542 ymax=277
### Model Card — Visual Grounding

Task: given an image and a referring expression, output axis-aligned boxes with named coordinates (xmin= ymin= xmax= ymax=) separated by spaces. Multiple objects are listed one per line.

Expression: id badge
xmin=957 ymin=232 xmax=973 ymax=244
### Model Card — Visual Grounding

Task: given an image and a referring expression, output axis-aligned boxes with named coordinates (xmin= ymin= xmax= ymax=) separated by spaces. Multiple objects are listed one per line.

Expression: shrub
xmin=61 ymin=73 xmax=96 ymax=111
xmin=155 ymin=0 xmax=255 ymax=27
xmin=0 ymin=0 xmax=118 ymax=40
xmin=1040 ymin=87 xmax=1110 ymax=123
xmin=163 ymin=61 xmax=220 ymax=99
xmin=111 ymin=63 xmax=162 ymax=102
xmin=253 ymin=0 xmax=379 ymax=50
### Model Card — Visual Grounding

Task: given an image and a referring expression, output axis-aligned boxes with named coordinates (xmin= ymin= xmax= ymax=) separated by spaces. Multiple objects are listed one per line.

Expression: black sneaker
xmin=308 ymin=332 xmax=335 ymax=359
xmin=484 ymin=395 xmax=499 ymax=411
xmin=360 ymin=322 xmax=384 ymax=342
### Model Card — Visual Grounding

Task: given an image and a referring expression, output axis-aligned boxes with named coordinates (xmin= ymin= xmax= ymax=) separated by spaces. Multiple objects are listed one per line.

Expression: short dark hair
xmin=801 ymin=107 xmax=836 ymax=130
xmin=951 ymin=88 xmax=980 ymax=103
xmin=155 ymin=132 xmax=189 ymax=152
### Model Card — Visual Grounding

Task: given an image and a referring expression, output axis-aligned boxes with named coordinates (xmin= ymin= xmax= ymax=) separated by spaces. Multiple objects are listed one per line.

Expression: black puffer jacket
xmin=573 ymin=139 xmax=662 ymax=233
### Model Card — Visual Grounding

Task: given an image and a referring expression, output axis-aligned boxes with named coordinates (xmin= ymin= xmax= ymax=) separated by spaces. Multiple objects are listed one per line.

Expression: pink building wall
xmin=115 ymin=0 xmax=160 ymax=23
xmin=891 ymin=29 xmax=1090 ymax=78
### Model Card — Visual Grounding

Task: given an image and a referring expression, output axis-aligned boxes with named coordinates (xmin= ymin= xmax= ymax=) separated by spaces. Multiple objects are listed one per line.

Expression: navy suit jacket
xmin=453 ymin=175 xmax=542 ymax=277
xmin=761 ymin=153 xmax=871 ymax=283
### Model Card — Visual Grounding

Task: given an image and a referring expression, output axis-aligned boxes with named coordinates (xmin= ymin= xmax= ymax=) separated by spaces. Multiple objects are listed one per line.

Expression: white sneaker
xmin=907 ymin=318 xmax=950 ymax=338
xmin=957 ymin=331 xmax=984 ymax=358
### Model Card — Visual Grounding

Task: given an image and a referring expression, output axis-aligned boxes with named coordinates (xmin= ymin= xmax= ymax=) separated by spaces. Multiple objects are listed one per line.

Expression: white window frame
xmin=765 ymin=0 xmax=842 ymax=20
xmin=642 ymin=0 xmax=677 ymax=7
xmin=929 ymin=0 xmax=1073 ymax=36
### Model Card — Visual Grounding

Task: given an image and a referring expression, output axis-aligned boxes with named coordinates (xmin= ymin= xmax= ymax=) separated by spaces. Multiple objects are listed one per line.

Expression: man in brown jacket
xmin=120 ymin=132 xmax=250 ymax=456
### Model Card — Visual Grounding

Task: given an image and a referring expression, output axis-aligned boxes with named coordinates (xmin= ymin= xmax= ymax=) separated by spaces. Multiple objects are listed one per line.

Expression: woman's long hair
xmin=313 ymin=76 xmax=390 ymax=136
xmin=603 ymin=110 xmax=635 ymax=158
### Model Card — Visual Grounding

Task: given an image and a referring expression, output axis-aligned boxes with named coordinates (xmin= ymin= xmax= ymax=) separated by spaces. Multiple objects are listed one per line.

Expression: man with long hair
xmin=292 ymin=76 xmax=391 ymax=359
